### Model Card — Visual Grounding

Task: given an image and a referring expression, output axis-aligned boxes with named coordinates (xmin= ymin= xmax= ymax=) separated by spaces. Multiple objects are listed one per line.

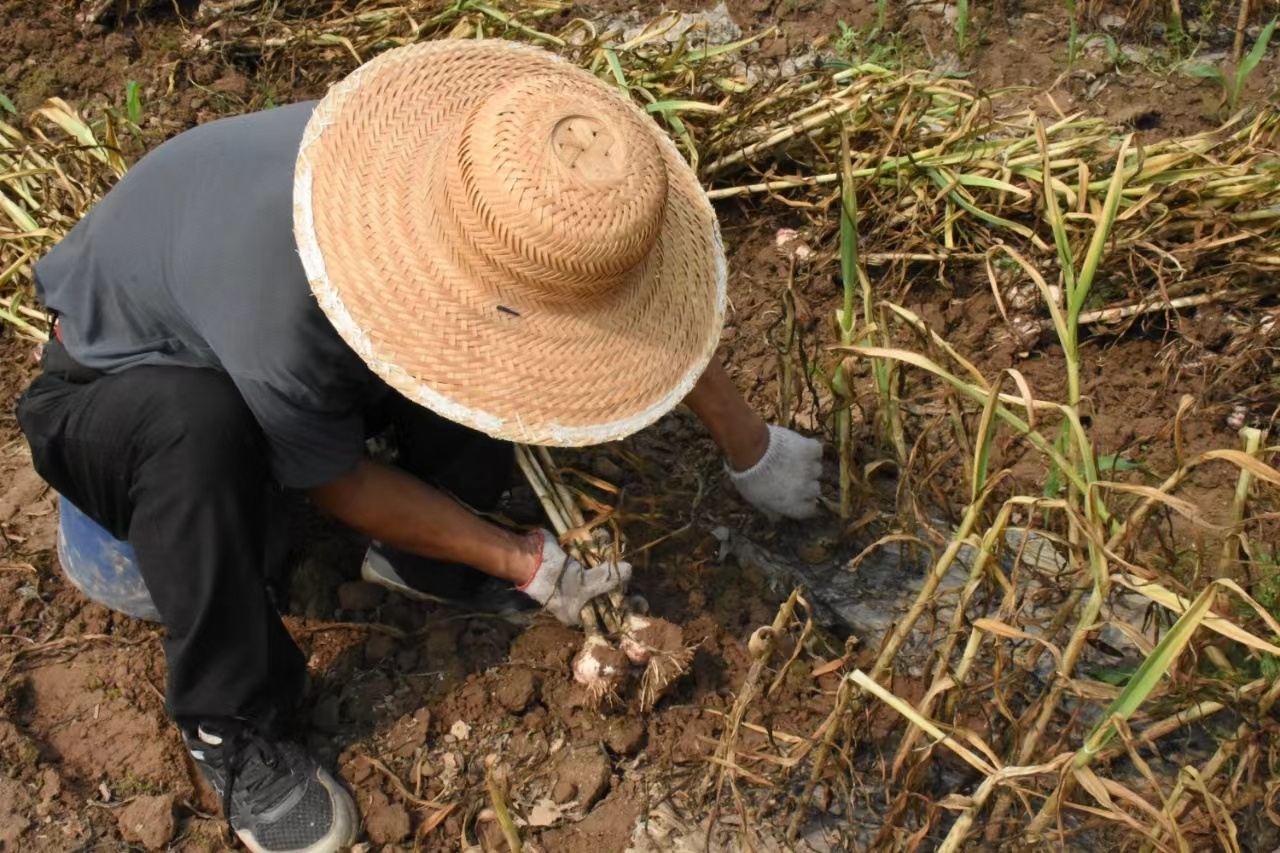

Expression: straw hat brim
xmin=293 ymin=40 xmax=727 ymax=447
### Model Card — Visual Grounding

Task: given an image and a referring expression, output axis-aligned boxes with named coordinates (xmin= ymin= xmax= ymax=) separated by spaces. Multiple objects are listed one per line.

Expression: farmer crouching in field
xmin=14 ymin=41 xmax=824 ymax=853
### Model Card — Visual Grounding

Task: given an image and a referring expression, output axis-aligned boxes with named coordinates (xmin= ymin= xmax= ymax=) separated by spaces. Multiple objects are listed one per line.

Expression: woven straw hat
xmin=293 ymin=39 xmax=727 ymax=446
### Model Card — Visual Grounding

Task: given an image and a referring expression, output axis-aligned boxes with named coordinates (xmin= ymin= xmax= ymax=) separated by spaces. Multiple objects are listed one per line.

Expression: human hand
xmin=727 ymin=424 xmax=823 ymax=520
xmin=518 ymin=529 xmax=632 ymax=626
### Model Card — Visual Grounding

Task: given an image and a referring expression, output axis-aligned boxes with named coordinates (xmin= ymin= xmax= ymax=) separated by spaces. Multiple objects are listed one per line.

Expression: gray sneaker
xmin=360 ymin=543 xmax=538 ymax=617
xmin=186 ymin=722 xmax=358 ymax=853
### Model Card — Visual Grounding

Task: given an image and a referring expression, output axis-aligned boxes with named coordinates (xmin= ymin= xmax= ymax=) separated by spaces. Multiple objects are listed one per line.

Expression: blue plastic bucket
xmin=55 ymin=495 xmax=161 ymax=622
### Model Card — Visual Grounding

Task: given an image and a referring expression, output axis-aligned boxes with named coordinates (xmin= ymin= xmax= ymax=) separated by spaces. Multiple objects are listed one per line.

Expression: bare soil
xmin=2 ymin=1 xmax=1278 ymax=851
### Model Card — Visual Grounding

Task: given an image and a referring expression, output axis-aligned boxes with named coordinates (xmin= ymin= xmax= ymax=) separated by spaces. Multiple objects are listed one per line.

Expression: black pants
xmin=15 ymin=340 xmax=512 ymax=732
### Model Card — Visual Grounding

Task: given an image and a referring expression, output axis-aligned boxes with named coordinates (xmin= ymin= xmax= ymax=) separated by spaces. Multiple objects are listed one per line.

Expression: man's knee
xmin=136 ymin=369 xmax=268 ymax=482
xmin=15 ymin=375 xmax=78 ymax=496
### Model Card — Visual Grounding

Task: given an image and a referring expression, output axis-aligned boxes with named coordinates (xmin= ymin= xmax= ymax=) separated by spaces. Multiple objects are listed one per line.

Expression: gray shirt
xmin=34 ymin=101 xmax=384 ymax=489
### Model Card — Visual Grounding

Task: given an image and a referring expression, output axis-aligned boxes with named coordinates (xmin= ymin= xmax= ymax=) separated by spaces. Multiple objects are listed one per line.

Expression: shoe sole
xmin=360 ymin=559 xmax=538 ymax=622
xmin=236 ymin=766 xmax=360 ymax=853
xmin=360 ymin=558 xmax=454 ymax=605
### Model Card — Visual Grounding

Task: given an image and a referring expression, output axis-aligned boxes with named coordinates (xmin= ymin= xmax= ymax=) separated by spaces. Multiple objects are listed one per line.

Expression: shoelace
xmin=217 ymin=726 xmax=288 ymax=836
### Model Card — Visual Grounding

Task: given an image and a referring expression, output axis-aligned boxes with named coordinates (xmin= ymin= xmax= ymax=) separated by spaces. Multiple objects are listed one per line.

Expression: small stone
xmin=493 ymin=668 xmax=538 ymax=713
xmin=551 ymin=748 xmax=612 ymax=809
xmin=364 ymin=633 xmax=398 ymax=665
xmin=337 ymin=581 xmax=386 ymax=612
xmin=527 ymin=798 xmax=565 ymax=828
xmin=450 ymin=720 xmax=471 ymax=741
xmin=311 ymin=695 xmax=341 ymax=733
xmin=102 ymin=33 xmax=133 ymax=56
xmin=209 ymin=72 xmax=250 ymax=99
xmin=348 ymin=756 xmax=378 ymax=785
xmin=551 ymin=779 xmax=577 ymax=804
xmin=290 ymin=558 xmax=343 ymax=618
xmin=602 ymin=716 xmax=646 ymax=756
xmin=796 ymin=541 xmax=832 ymax=564
xmin=116 ymin=794 xmax=176 ymax=850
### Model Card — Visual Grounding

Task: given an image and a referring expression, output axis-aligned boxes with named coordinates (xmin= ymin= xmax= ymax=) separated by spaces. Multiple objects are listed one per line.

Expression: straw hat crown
xmin=294 ymin=40 xmax=726 ymax=446
xmin=447 ymin=76 xmax=669 ymax=302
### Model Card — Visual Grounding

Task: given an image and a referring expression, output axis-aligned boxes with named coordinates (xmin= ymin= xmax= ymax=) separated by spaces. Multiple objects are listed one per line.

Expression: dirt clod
xmin=363 ymin=789 xmax=411 ymax=845
xmin=289 ymin=558 xmax=342 ymax=618
xmin=551 ymin=748 xmax=612 ymax=809
xmin=209 ymin=72 xmax=250 ymax=99
xmin=336 ymin=581 xmax=385 ymax=612
xmin=310 ymin=695 xmax=341 ymax=733
xmin=493 ymin=667 xmax=539 ymax=713
xmin=363 ymin=633 xmax=398 ymax=665
xmin=382 ymin=707 xmax=430 ymax=759
xmin=510 ymin=622 xmax=579 ymax=668
xmin=116 ymin=793 xmax=176 ymax=850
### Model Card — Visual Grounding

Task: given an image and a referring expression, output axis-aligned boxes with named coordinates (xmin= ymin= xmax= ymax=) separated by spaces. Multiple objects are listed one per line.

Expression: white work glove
xmin=728 ymin=424 xmax=824 ymax=520
xmin=518 ymin=529 xmax=632 ymax=627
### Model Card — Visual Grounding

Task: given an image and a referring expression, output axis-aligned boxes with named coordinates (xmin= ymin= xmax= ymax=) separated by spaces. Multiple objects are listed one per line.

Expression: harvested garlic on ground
xmin=619 ymin=615 xmax=653 ymax=664
xmin=619 ymin=615 xmax=686 ymax=666
xmin=573 ymin=635 xmax=622 ymax=684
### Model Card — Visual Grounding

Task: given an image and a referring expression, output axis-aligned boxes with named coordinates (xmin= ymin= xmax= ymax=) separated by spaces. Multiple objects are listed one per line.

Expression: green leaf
xmin=1092 ymin=666 xmax=1136 ymax=686
xmin=1038 ymin=121 xmax=1076 ymax=305
xmin=1181 ymin=62 xmax=1222 ymax=80
xmin=1042 ymin=422 xmax=1070 ymax=500
xmin=1239 ymin=18 xmax=1278 ymax=81
xmin=1070 ymin=135 xmax=1131 ymax=321
xmin=1262 ymin=652 xmax=1280 ymax=683
xmin=1096 ymin=454 xmax=1141 ymax=473
xmin=0 ymin=93 xmax=15 ymax=115
xmin=125 ymin=80 xmax=142 ymax=126
xmin=1103 ymin=33 xmax=1120 ymax=63
xmin=926 ymin=168 xmax=1043 ymax=244
xmin=838 ymin=126 xmax=859 ymax=338
xmin=644 ymin=100 xmax=723 ymax=115
xmin=956 ymin=173 xmax=1033 ymax=198
xmin=972 ymin=372 xmax=1001 ymax=501
xmin=603 ymin=48 xmax=628 ymax=93
xmin=1078 ymin=582 xmax=1218 ymax=763
xmin=0 ymin=192 xmax=40 ymax=232
xmin=695 ymin=30 xmax=774 ymax=61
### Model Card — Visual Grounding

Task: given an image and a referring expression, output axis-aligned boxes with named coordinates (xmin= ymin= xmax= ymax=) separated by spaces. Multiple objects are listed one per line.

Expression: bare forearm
xmin=683 ymin=358 xmax=769 ymax=471
xmin=308 ymin=459 xmax=537 ymax=584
